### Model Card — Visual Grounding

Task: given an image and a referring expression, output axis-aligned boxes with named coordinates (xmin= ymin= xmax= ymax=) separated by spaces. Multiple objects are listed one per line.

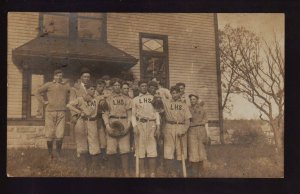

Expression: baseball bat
xmin=179 ymin=136 xmax=187 ymax=177
xmin=135 ymin=132 xmax=139 ymax=177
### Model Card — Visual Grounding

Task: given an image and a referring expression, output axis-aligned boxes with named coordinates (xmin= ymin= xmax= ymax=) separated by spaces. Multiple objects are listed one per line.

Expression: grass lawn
xmin=7 ymin=144 xmax=283 ymax=178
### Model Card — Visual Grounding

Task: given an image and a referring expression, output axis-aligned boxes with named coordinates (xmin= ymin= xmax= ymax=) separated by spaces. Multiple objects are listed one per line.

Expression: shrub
xmin=224 ymin=119 xmax=268 ymax=145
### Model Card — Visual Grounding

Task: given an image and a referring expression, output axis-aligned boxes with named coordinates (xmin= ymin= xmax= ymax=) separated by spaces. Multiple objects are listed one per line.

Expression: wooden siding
xmin=107 ymin=13 xmax=219 ymax=120
xmin=7 ymin=13 xmax=220 ymax=121
xmin=7 ymin=12 xmax=39 ymax=118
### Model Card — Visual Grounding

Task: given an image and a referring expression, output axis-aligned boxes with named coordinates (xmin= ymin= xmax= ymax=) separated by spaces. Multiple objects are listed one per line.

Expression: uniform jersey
xmin=161 ymin=98 xmax=192 ymax=123
xmin=156 ymin=87 xmax=171 ymax=100
xmin=105 ymin=92 xmax=132 ymax=117
xmin=68 ymin=96 xmax=103 ymax=119
xmin=103 ymin=87 xmax=112 ymax=98
xmin=189 ymin=103 xmax=208 ymax=126
xmin=132 ymin=93 xmax=160 ymax=126
xmin=180 ymin=92 xmax=191 ymax=106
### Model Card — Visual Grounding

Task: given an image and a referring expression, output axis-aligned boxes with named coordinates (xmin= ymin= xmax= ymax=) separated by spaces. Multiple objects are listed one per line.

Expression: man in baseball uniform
xmin=188 ymin=94 xmax=209 ymax=177
xmin=35 ymin=69 xmax=70 ymax=160
xmin=148 ymin=80 xmax=165 ymax=171
xmin=151 ymin=77 xmax=171 ymax=100
xmin=160 ymin=85 xmax=192 ymax=177
xmin=95 ymin=79 xmax=108 ymax=162
xmin=102 ymin=75 xmax=112 ymax=97
xmin=67 ymin=82 xmax=103 ymax=176
xmin=102 ymin=78 xmax=132 ymax=177
xmin=176 ymin=82 xmax=191 ymax=107
xmin=132 ymin=80 xmax=160 ymax=177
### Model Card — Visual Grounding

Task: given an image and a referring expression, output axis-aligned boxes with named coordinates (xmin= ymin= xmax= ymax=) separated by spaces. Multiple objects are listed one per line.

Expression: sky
xmin=217 ymin=13 xmax=284 ymax=119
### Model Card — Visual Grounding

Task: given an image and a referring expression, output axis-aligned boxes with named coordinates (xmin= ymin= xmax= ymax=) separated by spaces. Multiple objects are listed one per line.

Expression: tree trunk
xmin=271 ymin=123 xmax=284 ymax=153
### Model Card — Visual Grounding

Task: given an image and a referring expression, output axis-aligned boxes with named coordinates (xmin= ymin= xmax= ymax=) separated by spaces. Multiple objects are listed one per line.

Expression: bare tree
xmin=219 ymin=25 xmax=284 ymax=151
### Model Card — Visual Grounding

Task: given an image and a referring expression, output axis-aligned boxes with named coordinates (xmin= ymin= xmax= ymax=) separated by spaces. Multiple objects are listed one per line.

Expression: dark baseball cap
xmin=189 ymin=94 xmax=199 ymax=99
xmin=80 ymin=67 xmax=91 ymax=75
xmin=101 ymin=75 xmax=110 ymax=80
xmin=54 ymin=69 xmax=63 ymax=75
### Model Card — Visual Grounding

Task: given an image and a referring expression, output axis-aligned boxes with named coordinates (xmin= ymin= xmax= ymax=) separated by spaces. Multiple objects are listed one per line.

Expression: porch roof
xmin=12 ymin=37 xmax=138 ymax=72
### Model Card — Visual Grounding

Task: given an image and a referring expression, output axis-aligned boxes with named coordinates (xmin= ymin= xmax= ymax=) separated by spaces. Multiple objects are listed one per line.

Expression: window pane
xmin=43 ymin=14 xmax=69 ymax=36
xmin=31 ymin=75 xmax=44 ymax=118
xmin=78 ymin=13 xmax=104 ymax=19
xmin=142 ymin=56 xmax=166 ymax=78
xmin=78 ymin=18 xmax=102 ymax=39
xmin=142 ymin=38 xmax=164 ymax=52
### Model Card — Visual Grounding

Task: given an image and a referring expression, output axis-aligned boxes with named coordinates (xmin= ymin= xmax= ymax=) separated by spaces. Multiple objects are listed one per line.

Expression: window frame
xmin=38 ymin=12 xmax=107 ymax=42
xmin=139 ymin=32 xmax=169 ymax=88
xmin=22 ymin=69 xmax=51 ymax=121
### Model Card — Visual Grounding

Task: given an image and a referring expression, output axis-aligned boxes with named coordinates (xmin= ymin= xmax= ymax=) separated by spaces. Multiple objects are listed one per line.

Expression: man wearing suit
xmin=70 ymin=67 xmax=92 ymax=175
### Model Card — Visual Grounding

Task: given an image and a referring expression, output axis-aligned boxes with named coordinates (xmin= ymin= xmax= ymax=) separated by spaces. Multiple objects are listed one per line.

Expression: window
xmin=40 ymin=12 xmax=106 ymax=40
xmin=42 ymin=13 xmax=69 ymax=37
xmin=77 ymin=13 xmax=104 ymax=40
xmin=140 ymin=33 xmax=169 ymax=88
xmin=30 ymin=74 xmax=45 ymax=119
xmin=21 ymin=71 xmax=47 ymax=120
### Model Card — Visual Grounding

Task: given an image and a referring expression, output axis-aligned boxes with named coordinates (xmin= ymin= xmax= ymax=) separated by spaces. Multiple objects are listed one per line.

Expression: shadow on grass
xmin=7 ymin=144 xmax=283 ymax=178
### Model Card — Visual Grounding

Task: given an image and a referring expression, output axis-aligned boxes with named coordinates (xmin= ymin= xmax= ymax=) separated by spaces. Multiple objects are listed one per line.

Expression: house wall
xmin=7 ymin=13 xmax=221 ymax=148
xmin=7 ymin=12 xmax=39 ymax=118
xmin=107 ymin=13 xmax=219 ymax=121
xmin=107 ymin=13 xmax=221 ymax=143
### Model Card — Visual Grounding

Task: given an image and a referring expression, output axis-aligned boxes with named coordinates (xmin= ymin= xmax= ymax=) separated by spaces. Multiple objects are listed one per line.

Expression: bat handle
xmin=180 ymin=136 xmax=187 ymax=178
xmin=135 ymin=133 xmax=139 ymax=177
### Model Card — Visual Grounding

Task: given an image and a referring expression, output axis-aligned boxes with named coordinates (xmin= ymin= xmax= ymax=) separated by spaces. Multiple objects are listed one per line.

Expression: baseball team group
xmin=35 ymin=67 xmax=210 ymax=178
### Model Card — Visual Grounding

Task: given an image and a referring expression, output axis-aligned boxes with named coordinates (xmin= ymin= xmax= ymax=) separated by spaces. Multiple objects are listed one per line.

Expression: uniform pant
xmin=106 ymin=118 xmax=130 ymax=155
xmin=164 ymin=123 xmax=187 ymax=160
xmin=97 ymin=118 xmax=107 ymax=149
xmin=75 ymin=118 xmax=100 ymax=155
xmin=188 ymin=126 xmax=208 ymax=162
xmin=135 ymin=120 xmax=157 ymax=158
xmin=45 ymin=111 xmax=65 ymax=141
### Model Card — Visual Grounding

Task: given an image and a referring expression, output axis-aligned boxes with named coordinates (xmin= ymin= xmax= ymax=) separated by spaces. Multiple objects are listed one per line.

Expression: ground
xmin=7 ymin=144 xmax=283 ymax=178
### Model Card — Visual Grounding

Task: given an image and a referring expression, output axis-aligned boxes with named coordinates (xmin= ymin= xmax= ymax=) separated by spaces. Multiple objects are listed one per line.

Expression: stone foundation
xmin=7 ymin=126 xmax=76 ymax=149
xmin=7 ymin=125 xmax=222 ymax=148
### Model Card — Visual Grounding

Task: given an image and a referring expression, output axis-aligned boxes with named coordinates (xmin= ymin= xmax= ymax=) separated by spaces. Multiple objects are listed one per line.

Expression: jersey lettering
xmin=113 ymin=99 xmax=124 ymax=105
xmin=87 ymin=100 xmax=96 ymax=108
xmin=171 ymin=103 xmax=182 ymax=110
xmin=139 ymin=98 xmax=152 ymax=104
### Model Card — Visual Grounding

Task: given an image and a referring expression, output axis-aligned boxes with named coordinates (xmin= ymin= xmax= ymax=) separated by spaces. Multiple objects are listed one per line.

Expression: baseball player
xmin=148 ymin=80 xmax=165 ymax=171
xmin=95 ymin=79 xmax=108 ymax=162
xmin=35 ymin=69 xmax=70 ymax=160
xmin=102 ymin=78 xmax=132 ymax=177
xmin=151 ymin=77 xmax=171 ymax=100
xmin=188 ymin=94 xmax=209 ymax=177
xmin=102 ymin=75 xmax=112 ymax=97
xmin=160 ymin=85 xmax=192 ymax=177
xmin=121 ymin=81 xmax=131 ymax=98
xmin=132 ymin=80 xmax=160 ymax=177
xmin=121 ymin=81 xmax=135 ymax=163
xmin=176 ymin=82 xmax=191 ymax=106
xmin=67 ymin=82 xmax=103 ymax=176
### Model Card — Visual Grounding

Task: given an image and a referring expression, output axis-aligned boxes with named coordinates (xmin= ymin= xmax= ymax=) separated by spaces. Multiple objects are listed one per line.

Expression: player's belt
xmin=166 ymin=121 xmax=185 ymax=125
xmin=109 ymin=115 xmax=127 ymax=119
xmin=190 ymin=124 xmax=205 ymax=127
xmin=82 ymin=117 xmax=97 ymax=121
xmin=136 ymin=117 xmax=156 ymax=123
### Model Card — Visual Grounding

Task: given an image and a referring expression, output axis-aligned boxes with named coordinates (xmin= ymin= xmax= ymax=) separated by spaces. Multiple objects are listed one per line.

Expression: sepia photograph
xmin=7 ymin=12 xmax=284 ymax=178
